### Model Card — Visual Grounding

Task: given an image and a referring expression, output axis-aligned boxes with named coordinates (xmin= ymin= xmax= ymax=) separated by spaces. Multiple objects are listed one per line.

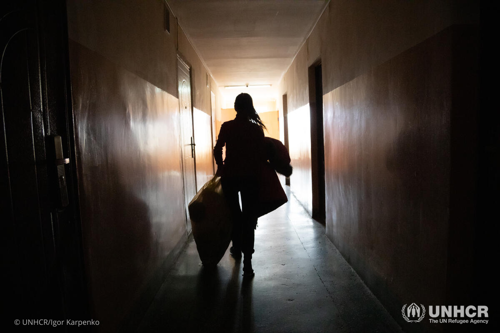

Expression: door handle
xmin=55 ymin=158 xmax=70 ymax=165
xmin=48 ymin=135 xmax=69 ymax=208
xmin=189 ymin=137 xmax=196 ymax=158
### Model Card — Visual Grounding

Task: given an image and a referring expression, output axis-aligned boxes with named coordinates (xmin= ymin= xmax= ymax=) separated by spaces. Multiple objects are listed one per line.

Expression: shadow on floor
xmin=137 ymin=187 xmax=403 ymax=333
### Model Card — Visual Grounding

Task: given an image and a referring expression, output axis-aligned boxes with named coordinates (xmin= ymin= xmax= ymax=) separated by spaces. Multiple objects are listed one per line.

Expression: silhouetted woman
xmin=214 ymin=93 xmax=267 ymax=277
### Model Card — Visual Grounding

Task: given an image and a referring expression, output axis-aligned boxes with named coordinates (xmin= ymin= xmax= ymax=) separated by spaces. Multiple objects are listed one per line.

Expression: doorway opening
xmin=282 ymin=94 xmax=290 ymax=186
xmin=309 ymin=62 xmax=325 ymax=223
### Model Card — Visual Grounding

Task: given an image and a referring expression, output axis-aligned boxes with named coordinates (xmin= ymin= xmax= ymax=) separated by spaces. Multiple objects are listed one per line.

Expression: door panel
xmin=1 ymin=3 xmax=54 ymax=318
xmin=177 ymin=56 xmax=196 ymax=231
xmin=1 ymin=0 xmax=86 ymax=320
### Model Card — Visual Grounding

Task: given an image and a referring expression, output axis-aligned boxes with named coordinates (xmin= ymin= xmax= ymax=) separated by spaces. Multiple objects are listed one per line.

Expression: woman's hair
xmin=234 ymin=93 xmax=267 ymax=130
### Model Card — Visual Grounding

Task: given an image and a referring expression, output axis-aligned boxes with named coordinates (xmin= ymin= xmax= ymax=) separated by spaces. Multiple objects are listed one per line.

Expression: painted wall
xmin=193 ymin=107 xmax=214 ymax=190
xmin=279 ymin=0 xmax=478 ymax=215
xmin=221 ymin=108 xmax=237 ymax=124
xmin=279 ymin=1 xmax=479 ymax=332
xmin=66 ymin=0 xmax=221 ymax=330
xmin=259 ymin=111 xmax=280 ymax=140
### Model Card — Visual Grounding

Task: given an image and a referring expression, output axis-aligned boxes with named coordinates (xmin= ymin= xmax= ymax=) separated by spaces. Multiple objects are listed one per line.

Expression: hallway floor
xmin=138 ymin=187 xmax=403 ymax=333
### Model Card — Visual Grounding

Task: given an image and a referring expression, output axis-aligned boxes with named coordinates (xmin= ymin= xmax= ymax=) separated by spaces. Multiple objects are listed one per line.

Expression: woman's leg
xmin=240 ymin=178 xmax=259 ymax=275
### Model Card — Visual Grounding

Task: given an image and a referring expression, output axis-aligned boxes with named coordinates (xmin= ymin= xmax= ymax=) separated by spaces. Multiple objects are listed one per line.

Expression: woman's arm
xmin=213 ymin=123 xmax=226 ymax=168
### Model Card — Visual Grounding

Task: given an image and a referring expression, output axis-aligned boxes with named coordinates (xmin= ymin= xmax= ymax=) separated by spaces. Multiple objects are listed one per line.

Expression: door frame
xmin=177 ymin=53 xmax=197 ymax=230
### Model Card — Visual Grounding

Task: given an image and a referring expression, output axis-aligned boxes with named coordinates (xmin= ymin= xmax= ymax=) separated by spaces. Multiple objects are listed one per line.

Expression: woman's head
xmin=234 ymin=93 xmax=255 ymax=115
xmin=234 ymin=93 xmax=266 ymax=130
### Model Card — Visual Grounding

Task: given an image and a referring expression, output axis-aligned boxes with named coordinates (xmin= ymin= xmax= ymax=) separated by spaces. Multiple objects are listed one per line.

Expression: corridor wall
xmin=279 ymin=1 xmax=479 ymax=332
xmin=66 ymin=0 xmax=222 ymax=331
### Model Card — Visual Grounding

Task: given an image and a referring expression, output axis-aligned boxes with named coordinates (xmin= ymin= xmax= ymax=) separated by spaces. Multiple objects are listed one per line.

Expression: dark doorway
xmin=309 ymin=62 xmax=325 ymax=223
xmin=282 ymin=94 xmax=290 ymax=186
xmin=1 ymin=0 xmax=87 ymax=321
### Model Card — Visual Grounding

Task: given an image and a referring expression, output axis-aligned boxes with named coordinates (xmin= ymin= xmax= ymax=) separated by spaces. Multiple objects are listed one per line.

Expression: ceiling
xmin=167 ymin=0 xmax=328 ymax=106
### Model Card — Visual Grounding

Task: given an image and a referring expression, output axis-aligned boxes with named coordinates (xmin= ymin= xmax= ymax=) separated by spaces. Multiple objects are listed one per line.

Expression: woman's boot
xmin=243 ymin=255 xmax=254 ymax=277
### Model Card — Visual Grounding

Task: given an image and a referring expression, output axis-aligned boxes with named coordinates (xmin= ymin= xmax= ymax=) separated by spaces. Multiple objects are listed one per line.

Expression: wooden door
xmin=1 ymin=0 xmax=87 ymax=321
xmin=177 ymin=56 xmax=197 ymax=232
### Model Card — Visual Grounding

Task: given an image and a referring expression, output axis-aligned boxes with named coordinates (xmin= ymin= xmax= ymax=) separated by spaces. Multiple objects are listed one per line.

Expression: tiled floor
xmin=138 ymin=188 xmax=403 ymax=333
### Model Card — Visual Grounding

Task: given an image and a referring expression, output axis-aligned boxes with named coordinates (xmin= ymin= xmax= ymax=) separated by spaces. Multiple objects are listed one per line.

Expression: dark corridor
xmin=2 ymin=1 xmax=492 ymax=333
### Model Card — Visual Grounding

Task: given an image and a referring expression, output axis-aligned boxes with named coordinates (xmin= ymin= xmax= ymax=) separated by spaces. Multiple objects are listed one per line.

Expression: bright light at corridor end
xmin=221 ymin=83 xmax=278 ymax=112
xmin=224 ymin=84 xmax=272 ymax=89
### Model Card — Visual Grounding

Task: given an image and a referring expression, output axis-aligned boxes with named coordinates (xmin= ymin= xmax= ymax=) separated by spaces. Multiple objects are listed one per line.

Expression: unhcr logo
xmin=428 ymin=305 xmax=489 ymax=324
xmin=402 ymin=303 xmax=426 ymax=323
xmin=401 ymin=303 xmax=489 ymax=325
